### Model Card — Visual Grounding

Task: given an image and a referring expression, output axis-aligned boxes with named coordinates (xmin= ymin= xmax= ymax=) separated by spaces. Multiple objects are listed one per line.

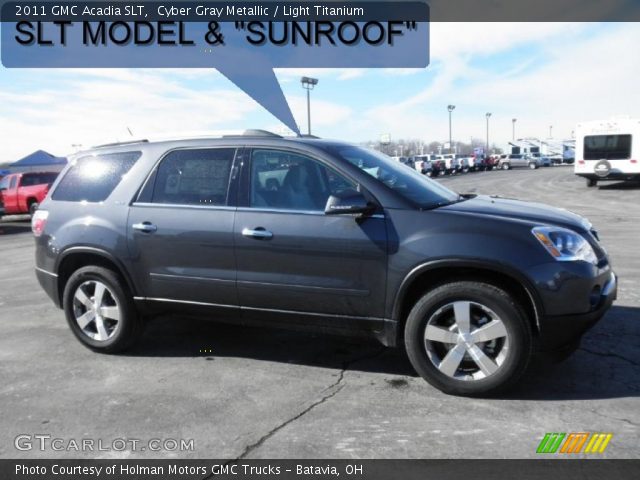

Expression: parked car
xmin=485 ymin=155 xmax=500 ymax=171
xmin=412 ymin=154 xmax=442 ymax=177
xmin=499 ymin=154 xmax=539 ymax=170
xmin=391 ymin=156 xmax=414 ymax=169
xmin=539 ymin=157 xmax=553 ymax=167
xmin=438 ymin=154 xmax=461 ymax=175
xmin=457 ymin=156 xmax=471 ymax=173
xmin=33 ymin=131 xmax=616 ymax=396
xmin=467 ymin=156 xmax=486 ymax=172
xmin=0 ymin=171 xmax=59 ymax=217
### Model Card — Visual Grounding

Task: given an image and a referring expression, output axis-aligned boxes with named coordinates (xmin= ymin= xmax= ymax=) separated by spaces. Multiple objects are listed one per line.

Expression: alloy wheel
xmin=424 ymin=301 xmax=509 ymax=381
xmin=72 ymin=280 xmax=121 ymax=342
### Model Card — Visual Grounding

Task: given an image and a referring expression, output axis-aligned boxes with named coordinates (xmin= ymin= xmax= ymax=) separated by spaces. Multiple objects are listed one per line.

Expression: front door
xmin=127 ymin=147 xmax=239 ymax=309
xmin=233 ymin=148 xmax=388 ymax=325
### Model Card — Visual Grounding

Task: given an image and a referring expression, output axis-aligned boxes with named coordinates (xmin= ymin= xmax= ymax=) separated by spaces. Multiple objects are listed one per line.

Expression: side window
xmin=52 ymin=151 xmax=141 ymax=202
xmin=150 ymin=148 xmax=235 ymax=206
xmin=250 ymin=149 xmax=355 ymax=211
xmin=9 ymin=177 xmax=17 ymax=189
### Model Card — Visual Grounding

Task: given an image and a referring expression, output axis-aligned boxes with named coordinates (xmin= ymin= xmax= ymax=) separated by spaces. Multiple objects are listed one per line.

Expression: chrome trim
xmin=132 ymin=222 xmax=157 ymax=233
xmin=150 ymin=272 xmax=235 ymax=284
xmin=35 ymin=267 xmax=58 ymax=278
xmin=133 ymin=296 xmax=385 ymax=321
xmin=236 ymin=206 xmax=384 ymax=219
xmin=237 ymin=279 xmax=369 ymax=296
xmin=132 ymin=202 xmax=236 ymax=211
xmin=241 ymin=228 xmax=273 ymax=239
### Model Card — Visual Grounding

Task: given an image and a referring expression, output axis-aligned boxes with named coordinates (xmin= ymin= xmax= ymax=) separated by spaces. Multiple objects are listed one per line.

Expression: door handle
xmin=242 ymin=227 xmax=273 ymax=240
xmin=132 ymin=222 xmax=157 ymax=233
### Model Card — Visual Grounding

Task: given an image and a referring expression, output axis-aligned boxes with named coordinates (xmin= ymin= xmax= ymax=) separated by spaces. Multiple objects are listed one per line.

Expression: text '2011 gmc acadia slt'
xmin=33 ymin=130 xmax=616 ymax=396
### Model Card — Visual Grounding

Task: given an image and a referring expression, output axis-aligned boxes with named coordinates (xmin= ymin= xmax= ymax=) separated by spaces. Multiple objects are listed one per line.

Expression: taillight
xmin=631 ymin=159 xmax=638 ymax=164
xmin=578 ymin=160 xmax=585 ymax=165
xmin=31 ymin=210 xmax=49 ymax=237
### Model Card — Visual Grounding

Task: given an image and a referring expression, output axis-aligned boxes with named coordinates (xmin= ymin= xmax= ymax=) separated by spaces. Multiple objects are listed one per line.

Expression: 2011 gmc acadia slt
xmin=32 ymin=130 xmax=616 ymax=396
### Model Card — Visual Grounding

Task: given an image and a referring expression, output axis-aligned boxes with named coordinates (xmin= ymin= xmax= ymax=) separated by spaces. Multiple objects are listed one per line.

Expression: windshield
xmin=325 ymin=145 xmax=460 ymax=208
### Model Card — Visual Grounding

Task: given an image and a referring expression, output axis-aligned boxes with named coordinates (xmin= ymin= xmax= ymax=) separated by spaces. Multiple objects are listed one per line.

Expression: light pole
xmin=301 ymin=76 xmax=318 ymax=135
xmin=485 ymin=113 xmax=492 ymax=155
xmin=549 ymin=125 xmax=553 ymax=138
xmin=447 ymin=105 xmax=455 ymax=154
xmin=512 ymin=118 xmax=517 ymax=141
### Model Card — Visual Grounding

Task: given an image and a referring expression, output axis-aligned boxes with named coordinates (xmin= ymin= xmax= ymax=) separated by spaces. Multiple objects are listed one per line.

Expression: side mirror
xmin=324 ymin=189 xmax=375 ymax=216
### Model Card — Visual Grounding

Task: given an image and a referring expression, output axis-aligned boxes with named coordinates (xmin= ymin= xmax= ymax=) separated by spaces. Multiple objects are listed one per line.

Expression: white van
xmin=575 ymin=118 xmax=640 ymax=187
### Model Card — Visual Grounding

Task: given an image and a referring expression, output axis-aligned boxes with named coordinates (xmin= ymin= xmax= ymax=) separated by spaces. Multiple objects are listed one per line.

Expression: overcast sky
xmin=1 ymin=22 xmax=638 ymax=161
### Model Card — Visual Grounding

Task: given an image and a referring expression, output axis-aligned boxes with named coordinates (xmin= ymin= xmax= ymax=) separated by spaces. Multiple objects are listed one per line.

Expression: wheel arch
xmin=55 ymin=247 xmax=138 ymax=306
xmin=391 ymin=260 xmax=544 ymax=346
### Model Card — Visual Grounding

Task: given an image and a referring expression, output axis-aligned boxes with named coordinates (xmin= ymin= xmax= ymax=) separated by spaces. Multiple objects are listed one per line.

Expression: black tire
xmin=501 ymin=163 xmax=510 ymax=170
xmin=63 ymin=266 xmax=143 ymax=353
xmin=586 ymin=178 xmax=598 ymax=188
xmin=28 ymin=201 xmax=39 ymax=216
xmin=404 ymin=281 xmax=533 ymax=396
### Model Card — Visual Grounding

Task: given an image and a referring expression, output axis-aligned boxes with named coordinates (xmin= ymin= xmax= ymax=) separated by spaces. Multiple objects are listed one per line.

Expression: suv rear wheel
xmin=501 ymin=162 xmax=510 ymax=170
xmin=404 ymin=281 xmax=532 ymax=396
xmin=63 ymin=266 xmax=143 ymax=353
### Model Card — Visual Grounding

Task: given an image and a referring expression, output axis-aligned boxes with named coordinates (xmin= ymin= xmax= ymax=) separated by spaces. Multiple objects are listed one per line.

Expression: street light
xmin=301 ymin=76 xmax=319 ymax=135
xmin=512 ymin=118 xmax=517 ymax=141
xmin=549 ymin=125 xmax=553 ymax=138
xmin=485 ymin=113 xmax=492 ymax=156
xmin=448 ymin=105 xmax=456 ymax=154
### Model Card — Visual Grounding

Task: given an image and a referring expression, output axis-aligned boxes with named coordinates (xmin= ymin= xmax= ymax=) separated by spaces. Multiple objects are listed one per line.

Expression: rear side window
xmin=52 ymin=151 xmax=141 ymax=202
xmin=148 ymin=148 xmax=235 ymax=206
xmin=584 ymin=134 xmax=632 ymax=160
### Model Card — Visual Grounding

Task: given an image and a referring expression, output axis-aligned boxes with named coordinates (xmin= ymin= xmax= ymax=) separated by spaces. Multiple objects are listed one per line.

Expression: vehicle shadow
xmin=598 ymin=180 xmax=640 ymax=190
xmin=129 ymin=305 xmax=639 ymax=400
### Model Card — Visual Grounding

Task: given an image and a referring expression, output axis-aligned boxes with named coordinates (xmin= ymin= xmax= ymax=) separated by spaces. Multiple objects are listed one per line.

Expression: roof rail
xmin=222 ymin=129 xmax=283 ymax=138
xmin=92 ymin=139 xmax=149 ymax=148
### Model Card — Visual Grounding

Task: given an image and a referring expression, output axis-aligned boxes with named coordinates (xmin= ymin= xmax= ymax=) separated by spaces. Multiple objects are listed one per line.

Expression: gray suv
xmin=33 ymin=131 xmax=616 ymax=396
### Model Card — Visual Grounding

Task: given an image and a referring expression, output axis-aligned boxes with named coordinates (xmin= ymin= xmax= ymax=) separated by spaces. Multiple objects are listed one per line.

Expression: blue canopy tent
xmin=9 ymin=150 xmax=67 ymax=173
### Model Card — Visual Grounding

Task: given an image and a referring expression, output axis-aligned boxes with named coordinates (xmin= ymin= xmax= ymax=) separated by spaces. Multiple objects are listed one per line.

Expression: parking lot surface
xmin=0 ymin=167 xmax=638 ymax=459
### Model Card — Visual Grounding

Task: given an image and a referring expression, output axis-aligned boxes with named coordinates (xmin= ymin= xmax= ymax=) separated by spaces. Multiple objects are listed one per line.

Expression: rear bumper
xmin=35 ymin=267 xmax=61 ymax=308
xmin=576 ymin=173 xmax=640 ymax=181
xmin=537 ymin=272 xmax=617 ymax=351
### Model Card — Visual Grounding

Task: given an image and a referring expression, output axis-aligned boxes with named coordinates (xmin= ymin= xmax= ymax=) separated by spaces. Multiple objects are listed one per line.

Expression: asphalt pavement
xmin=0 ymin=166 xmax=638 ymax=459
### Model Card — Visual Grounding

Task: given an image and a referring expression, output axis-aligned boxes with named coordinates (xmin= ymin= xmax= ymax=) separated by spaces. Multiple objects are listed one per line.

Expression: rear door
xmin=128 ymin=147 xmax=240 ymax=310
xmin=233 ymin=147 xmax=388 ymax=323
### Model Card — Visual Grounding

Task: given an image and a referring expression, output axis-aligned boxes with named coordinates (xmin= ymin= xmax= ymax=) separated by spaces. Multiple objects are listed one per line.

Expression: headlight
xmin=532 ymin=226 xmax=598 ymax=264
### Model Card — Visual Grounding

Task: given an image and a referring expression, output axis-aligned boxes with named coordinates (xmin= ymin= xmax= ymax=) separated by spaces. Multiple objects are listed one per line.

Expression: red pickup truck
xmin=0 ymin=172 xmax=59 ymax=217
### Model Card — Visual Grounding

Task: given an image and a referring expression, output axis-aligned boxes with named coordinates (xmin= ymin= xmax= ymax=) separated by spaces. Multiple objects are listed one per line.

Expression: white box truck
xmin=575 ymin=118 xmax=640 ymax=187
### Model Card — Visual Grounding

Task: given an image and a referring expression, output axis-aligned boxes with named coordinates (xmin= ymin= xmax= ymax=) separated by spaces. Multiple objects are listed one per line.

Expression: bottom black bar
xmin=2 ymin=460 xmax=639 ymax=480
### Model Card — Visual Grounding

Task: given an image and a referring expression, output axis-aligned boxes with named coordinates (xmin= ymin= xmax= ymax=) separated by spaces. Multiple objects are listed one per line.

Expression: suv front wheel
xmin=404 ymin=281 xmax=532 ymax=396
xmin=63 ymin=266 xmax=143 ymax=353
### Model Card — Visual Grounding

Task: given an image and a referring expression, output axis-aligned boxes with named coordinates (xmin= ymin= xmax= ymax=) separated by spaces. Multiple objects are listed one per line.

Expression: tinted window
xmin=584 ymin=134 xmax=631 ymax=160
xmin=324 ymin=145 xmax=459 ymax=209
xmin=250 ymin=149 xmax=355 ymax=211
xmin=21 ymin=172 xmax=58 ymax=187
xmin=52 ymin=152 xmax=140 ymax=202
xmin=151 ymin=148 xmax=235 ymax=206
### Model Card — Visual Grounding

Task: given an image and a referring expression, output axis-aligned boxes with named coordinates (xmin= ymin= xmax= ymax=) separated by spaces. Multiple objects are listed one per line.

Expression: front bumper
xmin=537 ymin=272 xmax=617 ymax=351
